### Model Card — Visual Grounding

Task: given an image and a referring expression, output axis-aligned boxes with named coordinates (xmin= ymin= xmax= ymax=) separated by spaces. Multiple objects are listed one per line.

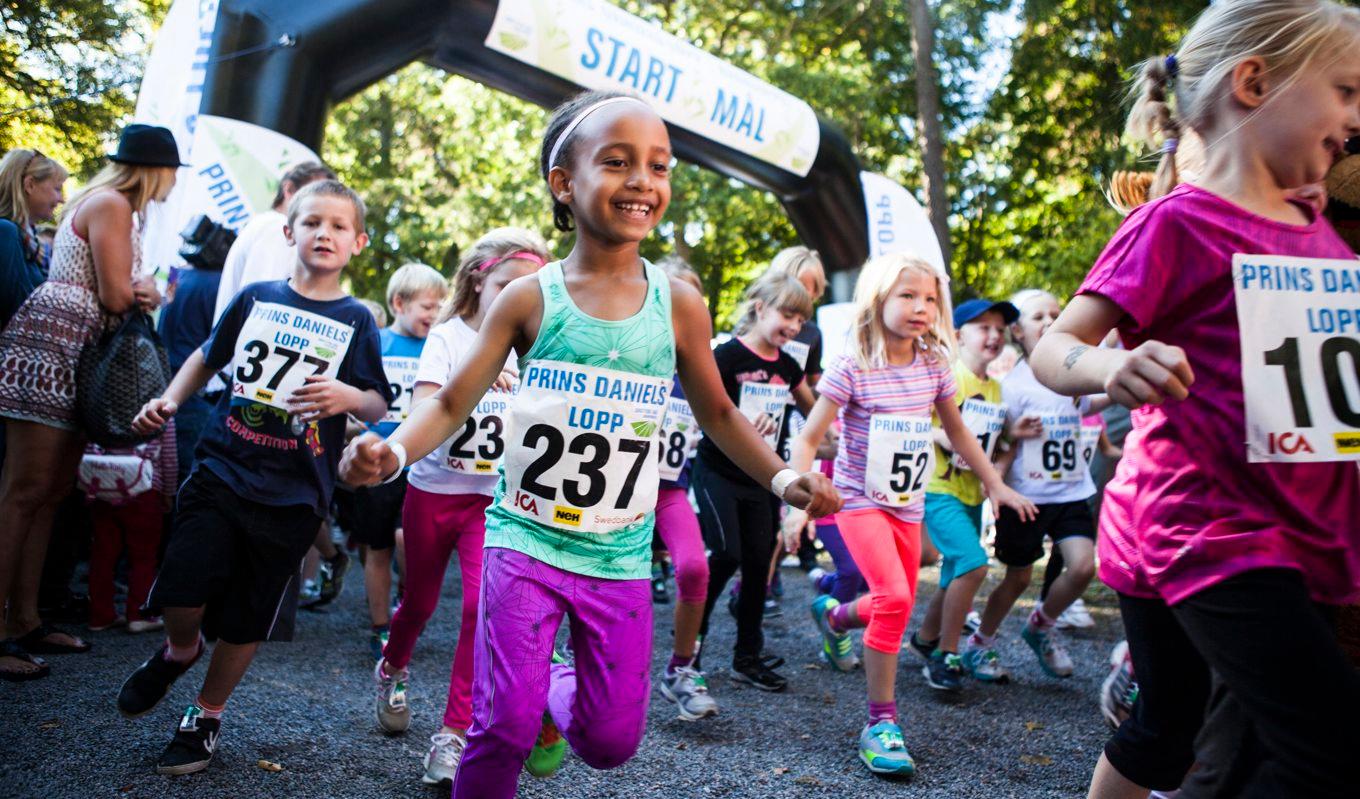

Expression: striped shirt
xmin=819 ymin=352 xmax=956 ymax=521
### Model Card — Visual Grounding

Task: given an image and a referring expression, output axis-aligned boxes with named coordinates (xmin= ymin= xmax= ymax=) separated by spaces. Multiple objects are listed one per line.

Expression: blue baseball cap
xmin=954 ymin=298 xmax=1019 ymax=329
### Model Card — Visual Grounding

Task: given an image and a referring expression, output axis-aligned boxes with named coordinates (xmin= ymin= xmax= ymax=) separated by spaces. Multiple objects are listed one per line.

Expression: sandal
xmin=16 ymin=622 xmax=92 ymax=655
xmin=0 ymin=638 xmax=50 ymax=681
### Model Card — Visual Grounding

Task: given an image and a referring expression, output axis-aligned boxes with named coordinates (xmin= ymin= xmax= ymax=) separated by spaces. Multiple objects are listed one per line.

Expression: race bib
xmin=501 ymin=360 xmax=670 ymax=534
xmin=864 ymin=414 xmax=934 ymax=507
xmin=232 ymin=302 xmax=353 ymax=411
xmin=949 ymin=398 xmax=1007 ymax=471
xmin=657 ymin=396 xmax=700 ymax=482
xmin=738 ymin=382 xmax=790 ymax=449
xmin=1023 ymin=410 xmax=1084 ymax=482
xmin=1233 ymin=254 xmax=1360 ymax=463
xmin=440 ymin=391 xmax=512 ymax=475
xmin=381 ymin=356 xmax=421 ymax=423
xmin=1079 ymin=425 xmax=1102 ymax=467
xmin=782 ymin=339 xmax=811 ymax=371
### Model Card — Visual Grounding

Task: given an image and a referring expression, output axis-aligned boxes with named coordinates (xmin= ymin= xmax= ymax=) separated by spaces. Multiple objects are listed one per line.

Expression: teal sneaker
xmin=525 ymin=710 xmax=566 ymax=777
xmin=960 ymin=643 xmax=1010 ymax=683
xmin=811 ymin=595 xmax=859 ymax=672
xmin=1021 ymin=622 xmax=1074 ymax=678
xmin=858 ymin=720 xmax=916 ymax=777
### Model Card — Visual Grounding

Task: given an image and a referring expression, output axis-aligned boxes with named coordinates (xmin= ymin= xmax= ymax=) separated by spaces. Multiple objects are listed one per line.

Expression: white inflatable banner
xmin=485 ymin=0 xmax=820 ymax=177
xmin=860 ymin=171 xmax=944 ymax=273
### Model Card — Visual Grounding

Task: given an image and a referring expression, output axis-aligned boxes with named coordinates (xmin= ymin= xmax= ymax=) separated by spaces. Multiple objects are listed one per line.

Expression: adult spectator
xmin=0 ymin=149 xmax=69 ymax=330
xmin=211 ymin=161 xmax=335 ymax=323
xmin=157 ymin=260 xmax=224 ymax=486
xmin=0 ymin=124 xmax=181 ymax=680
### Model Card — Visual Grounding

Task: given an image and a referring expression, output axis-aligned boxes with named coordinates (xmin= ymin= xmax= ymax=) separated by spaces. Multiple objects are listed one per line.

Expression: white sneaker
xmin=780 ymin=555 xmax=800 ymax=569
xmin=807 ymin=567 xmax=828 ymax=586
xmin=1055 ymin=598 xmax=1095 ymax=629
xmin=659 ymin=666 xmax=719 ymax=721
xmin=421 ymin=731 xmax=466 ymax=785
xmin=1021 ymin=623 xmax=1075 ymax=678
xmin=127 ymin=617 xmax=165 ymax=634
xmin=374 ymin=658 xmax=411 ymax=734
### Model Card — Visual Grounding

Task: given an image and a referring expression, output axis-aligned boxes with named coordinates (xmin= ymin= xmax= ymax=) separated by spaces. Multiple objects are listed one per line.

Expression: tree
xmin=908 ymin=0 xmax=952 ymax=269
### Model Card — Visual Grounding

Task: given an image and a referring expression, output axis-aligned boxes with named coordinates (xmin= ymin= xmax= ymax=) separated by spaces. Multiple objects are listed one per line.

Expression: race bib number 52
xmin=864 ymin=414 xmax=934 ymax=507
xmin=233 ymin=302 xmax=353 ymax=411
xmin=501 ymin=361 xmax=670 ymax=534
xmin=1234 ymin=255 xmax=1360 ymax=463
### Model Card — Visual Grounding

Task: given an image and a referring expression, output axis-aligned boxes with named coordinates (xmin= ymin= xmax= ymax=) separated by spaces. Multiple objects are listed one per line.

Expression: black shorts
xmin=337 ymin=472 xmax=406 ymax=550
xmin=147 ymin=468 xmax=321 ymax=644
xmin=993 ymin=499 xmax=1094 ymax=567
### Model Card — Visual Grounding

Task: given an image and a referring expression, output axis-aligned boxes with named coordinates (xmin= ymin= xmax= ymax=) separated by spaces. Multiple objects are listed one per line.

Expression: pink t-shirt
xmin=1080 ymin=184 xmax=1360 ymax=605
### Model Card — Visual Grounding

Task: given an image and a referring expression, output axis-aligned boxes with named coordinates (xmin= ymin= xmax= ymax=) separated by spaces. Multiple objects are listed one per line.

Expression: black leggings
xmin=692 ymin=460 xmax=778 ymax=662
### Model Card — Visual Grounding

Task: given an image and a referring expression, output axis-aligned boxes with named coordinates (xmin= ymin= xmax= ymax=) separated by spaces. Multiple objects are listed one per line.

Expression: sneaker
xmin=1056 ymin=598 xmax=1096 ymax=630
xmin=906 ymin=631 xmax=938 ymax=662
xmin=1100 ymin=641 xmax=1138 ymax=730
xmin=118 ymin=639 xmax=204 ymax=718
xmin=1021 ymin=623 xmax=1074 ymax=678
xmin=807 ymin=567 xmax=828 ymax=587
xmin=730 ymin=656 xmax=787 ymax=692
xmin=921 ymin=650 xmax=965 ymax=692
xmin=858 ymin=720 xmax=916 ymax=777
xmin=960 ymin=642 xmax=1010 ymax=683
xmin=660 ymin=666 xmax=719 ymax=721
xmin=962 ymin=610 xmax=982 ymax=637
xmin=650 ymin=563 xmax=670 ymax=605
xmin=763 ymin=597 xmax=783 ymax=618
xmin=811 ymin=595 xmax=858 ymax=672
xmin=127 ymin=618 xmax=165 ymax=634
xmin=370 ymin=625 xmax=390 ymax=662
xmin=155 ymin=706 xmax=220 ymax=775
xmin=298 ymin=579 xmax=322 ymax=608
xmin=421 ymin=731 xmax=466 ymax=786
xmin=374 ymin=658 xmax=411 ymax=734
xmin=525 ymin=711 xmax=566 ymax=777
xmin=316 ymin=549 xmax=350 ymax=606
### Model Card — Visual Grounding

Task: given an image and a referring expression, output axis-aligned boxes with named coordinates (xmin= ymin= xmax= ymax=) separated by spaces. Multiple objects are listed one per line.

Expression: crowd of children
xmin=5 ymin=1 xmax=1358 ymax=795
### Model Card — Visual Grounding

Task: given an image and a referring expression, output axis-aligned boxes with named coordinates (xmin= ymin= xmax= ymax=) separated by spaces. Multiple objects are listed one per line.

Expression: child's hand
xmin=1104 ymin=341 xmax=1194 ymax=409
xmin=781 ymin=509 xmax=811 ymax=553
xmin=750 ymin=413 xmax=779 ymax=438
xmin=340 ymin=432 xmax=396 ymax=486
xmin=287 ymin=375 xmax=362 ymax=422
xmin=783 ymin=472 xmax=842 ymax=519
xmin=1101 ymin=442 xmax=1124 ymax=459
xmin=991 ymin=484 xmax=1038 ymax=523
xmin=132 ymin=397 xmax=177 ymax=435
xmin=492 ymin=366 xmax=518 ymax=393
xmin=1010 ymin=413 xmax=1044 ymax=440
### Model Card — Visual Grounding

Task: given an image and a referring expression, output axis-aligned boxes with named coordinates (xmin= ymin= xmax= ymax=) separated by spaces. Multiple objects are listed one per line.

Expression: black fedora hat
xmin=109 ymin=124 xmax=188 ymax=168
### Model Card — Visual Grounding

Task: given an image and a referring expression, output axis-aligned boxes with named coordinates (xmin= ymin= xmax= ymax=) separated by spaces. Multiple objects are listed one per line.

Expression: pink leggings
xmin=384 ymin=486 xmax=491 ymax=730
xmin=654 ymin=488 xmax=709 ymax=604
xmin=838 ymin=508 xmax=923 ymax=655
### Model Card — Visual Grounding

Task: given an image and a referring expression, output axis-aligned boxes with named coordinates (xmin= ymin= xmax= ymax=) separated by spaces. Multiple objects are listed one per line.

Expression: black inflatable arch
xmin=202 ymin=0 xmax=870 ymax=272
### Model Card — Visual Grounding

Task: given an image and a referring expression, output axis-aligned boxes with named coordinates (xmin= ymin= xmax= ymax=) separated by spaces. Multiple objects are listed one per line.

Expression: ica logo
xmin=1267 ymin=431 xmax=1315 ymax=456
xmin=514 ymin=491 xmax=540 ymax=515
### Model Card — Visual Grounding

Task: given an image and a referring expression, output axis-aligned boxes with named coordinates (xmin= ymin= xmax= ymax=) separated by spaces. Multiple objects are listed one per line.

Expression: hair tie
xmin=477 ymin=250 xmax=547 ymax=272
xmin=1161 ymin=138 xmax=1179 ymax=155
xmin=1165 ymin=54 xmax=1179 ymax=80
xmin=547 ymin=96 xmax=652 ymax=171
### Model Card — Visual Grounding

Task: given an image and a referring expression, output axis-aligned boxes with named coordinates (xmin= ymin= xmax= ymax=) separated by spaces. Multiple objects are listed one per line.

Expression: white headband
xmin=547 ymin=96 xmax=652 ymax=171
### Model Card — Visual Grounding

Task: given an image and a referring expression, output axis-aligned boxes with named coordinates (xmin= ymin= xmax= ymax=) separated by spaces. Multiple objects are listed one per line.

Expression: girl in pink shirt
xmin=1031 ymin=2 xmax=1360 ymax=797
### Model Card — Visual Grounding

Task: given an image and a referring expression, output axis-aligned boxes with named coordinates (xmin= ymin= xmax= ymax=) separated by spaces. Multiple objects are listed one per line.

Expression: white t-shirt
xmin=406 ymin=317 xmax=512 ymax=497
xmin=212 ymin=210 xmax=297 ymax=324
xmin=1002 ymin=359 xmax=1096 ymax=504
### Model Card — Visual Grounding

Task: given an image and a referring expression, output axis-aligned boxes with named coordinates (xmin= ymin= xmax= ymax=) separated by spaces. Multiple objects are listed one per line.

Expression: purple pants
xmin=654 ymin=488 xmax=709 ymax=604
xmin=451 ymin=547 xmax=653 ymax=799
xmin=816 ymin=520 xmax=866 ymax=605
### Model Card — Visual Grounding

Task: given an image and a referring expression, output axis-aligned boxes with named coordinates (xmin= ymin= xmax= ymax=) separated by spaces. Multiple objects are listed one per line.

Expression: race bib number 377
xmin=501 ymin=360 xmax=670 ymax=534
xmin=233 ymin=302 xmax=353 ymax=411
xmin=1233 ymin=255 xmax=1360 ymax=463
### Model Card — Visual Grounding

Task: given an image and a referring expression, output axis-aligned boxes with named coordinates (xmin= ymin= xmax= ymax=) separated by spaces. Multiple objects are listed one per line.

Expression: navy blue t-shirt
xmin=194 ymin=280 xmax=393 ymax=516
xmin=158 ymin=267 xmax=222 ymax=373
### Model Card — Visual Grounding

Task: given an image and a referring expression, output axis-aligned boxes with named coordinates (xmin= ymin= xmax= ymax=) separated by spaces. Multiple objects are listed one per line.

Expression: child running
xmin=349 ymin=262 xmax=447 ymax=660
xmin=1030 ymin=2 xmax=1360 ymax=796
xmin=908 ymin=297 xmax=1019 ymax=691
xmin=370 ymin=227 xmax=548 ymax=787
xmin=339 ymin=90 xmax=840 ymax=799
xmin=693 ymin=268 xmax=816 ymax=691
xmin=970 ymin=289 xmax=1108 ymax=680
xmin=119 ymin=180 xmax=393 ymax=775
xmin=785 ymin=253 xmax=1036 ymax=777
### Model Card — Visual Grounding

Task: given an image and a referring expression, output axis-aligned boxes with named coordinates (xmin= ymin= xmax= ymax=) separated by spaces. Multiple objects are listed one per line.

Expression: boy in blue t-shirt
xmin=342 ymin=262 xmax=447 ymax=660
xmin=116 ymin=181 xmax=394 ymax=777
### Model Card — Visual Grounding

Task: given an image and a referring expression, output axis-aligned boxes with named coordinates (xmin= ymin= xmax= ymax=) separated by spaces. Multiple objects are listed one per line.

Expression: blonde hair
xmin=658 ymin=254 xmax=703 ymax=293
xmin=849 ymin=252 xmax=954 ymax=370
xmin=1127 ymin=0 xmax=1360 ymax=200
xmin=286 ymin=179 xmax=367 ymax=230
xmin=385 ymin=262 xmax=448 ymax=314
xmin=732 ymin=270 xmax=814 ymax=337
xmin=356 ymin=298 xmax=388 ymax=327
xmin=440 ymin=227 xmax=550 ymax=323
xmin=0 ymin=149 xmax=68 ymax=228
xmin=65 ymin=162 xmax=175 ymax=219
xmin=1009 ymin=289 xmax=1059 ymax=359
xmin=769 ymin=246 xmax=826 ymax=301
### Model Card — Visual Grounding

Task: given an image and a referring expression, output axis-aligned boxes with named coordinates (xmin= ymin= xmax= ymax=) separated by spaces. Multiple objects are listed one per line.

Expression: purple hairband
xmin=477 ymin=251 xmax=547 ymax=272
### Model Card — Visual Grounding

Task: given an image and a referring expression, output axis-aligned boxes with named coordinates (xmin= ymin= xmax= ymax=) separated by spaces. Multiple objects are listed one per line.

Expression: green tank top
xmin=484 ymin=259 xmax=676 ymax=580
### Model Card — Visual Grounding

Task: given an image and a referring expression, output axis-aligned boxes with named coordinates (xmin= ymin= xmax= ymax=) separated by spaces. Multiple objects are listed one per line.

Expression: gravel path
xmin=2 ymin=553 xmax=1119 ymax=798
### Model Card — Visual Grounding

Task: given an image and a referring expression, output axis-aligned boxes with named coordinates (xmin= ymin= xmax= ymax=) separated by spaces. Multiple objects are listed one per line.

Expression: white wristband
xmin=770 ymin=468 xmax=800 ymax=501
xmin=380 ymin=441 xmax=407 ymax=484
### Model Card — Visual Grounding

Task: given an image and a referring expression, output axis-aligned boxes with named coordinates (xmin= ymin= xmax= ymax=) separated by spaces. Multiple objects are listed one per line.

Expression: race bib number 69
xmin=233 ymin=302 xmax=353 ymax=411
xmin=1234 ymin=255 xmax=1360 ymax=463
xmin=501 ymin=361 xmax=670 ymax=534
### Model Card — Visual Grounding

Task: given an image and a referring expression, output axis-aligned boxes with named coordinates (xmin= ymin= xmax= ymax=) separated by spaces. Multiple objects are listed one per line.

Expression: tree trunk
xmin=907 ymin=0 xmax=952 ymax=271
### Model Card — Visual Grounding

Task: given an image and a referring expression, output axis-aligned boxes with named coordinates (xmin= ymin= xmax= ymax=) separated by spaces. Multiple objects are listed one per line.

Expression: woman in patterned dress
xmin=0 ymin=125 xmax=179 ymax=680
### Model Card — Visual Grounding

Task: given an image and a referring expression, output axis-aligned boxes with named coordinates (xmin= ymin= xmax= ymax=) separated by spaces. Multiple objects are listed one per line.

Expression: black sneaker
xmin=731 ymin=656 xmax=788 ymax=692
xmin=922 ymin=650 xmax=965 ymax=692
xmin=118 ymin=640 xmax=203 ymax=718
xmin=907 ymin=631 xmax=938 ymax=662
xmin=650 ymin=563 xmax=670 ymax=605
xmin=156 ymin=706 xmax=220 ymax=775
xmin=315 ymin=549 xmax=350 ymax=607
